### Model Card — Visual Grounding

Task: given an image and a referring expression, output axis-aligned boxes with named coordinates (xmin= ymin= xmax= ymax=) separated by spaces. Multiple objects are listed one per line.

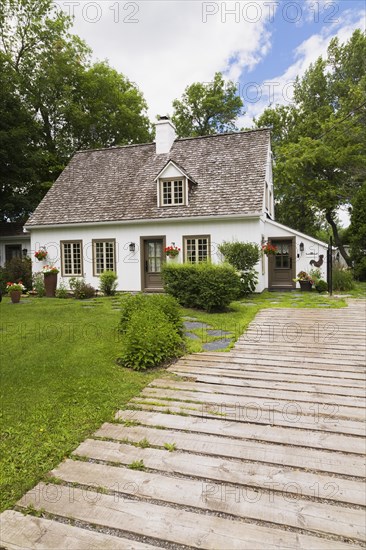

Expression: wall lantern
xmin=22 ymin=248 xmax=28 ymax=257
xmin=299 ymin=242 xmax=304 ymax=253
xmin=129 ymin=242 xmax=135 ymax=252
xmin=171 ymin=242 xmax=175 ymax=247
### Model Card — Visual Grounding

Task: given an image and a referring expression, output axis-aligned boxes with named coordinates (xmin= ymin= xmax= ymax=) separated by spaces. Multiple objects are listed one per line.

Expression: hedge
xmin=162 ymin=262 xmax=241 ymax=312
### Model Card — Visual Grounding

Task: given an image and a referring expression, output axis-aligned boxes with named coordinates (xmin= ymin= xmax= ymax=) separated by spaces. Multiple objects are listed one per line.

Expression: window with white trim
xmin=160 ymin=179 xmax=185 ymax=206
xmin=184 ymin=236 xmax=210 ymax=263
xmin=61 ymin=241 xmax=83 ymax=276
xmin=93 ymin=240 xmax=116 ymax=275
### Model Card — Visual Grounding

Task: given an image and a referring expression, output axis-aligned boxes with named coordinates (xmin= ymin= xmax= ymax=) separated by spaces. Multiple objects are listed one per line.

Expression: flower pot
xmin=299 ymin=280 xmax=312 ymax=292
xmin=44 ymin=273 xmax=57 ymax=297
xmin=10 ymin=290 xmax=21 ymax=303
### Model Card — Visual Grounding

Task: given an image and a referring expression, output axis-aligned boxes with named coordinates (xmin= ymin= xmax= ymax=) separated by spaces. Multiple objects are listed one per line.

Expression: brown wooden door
xmin=268 ymin=238 xmax=295 ymax=289
xmin=142 ymin=239 xmax=164 ymax=291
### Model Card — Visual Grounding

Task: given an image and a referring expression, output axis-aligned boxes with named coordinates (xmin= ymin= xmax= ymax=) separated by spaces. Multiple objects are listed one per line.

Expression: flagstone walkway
xmin=1 ymin=300 xmax=365 ymax=549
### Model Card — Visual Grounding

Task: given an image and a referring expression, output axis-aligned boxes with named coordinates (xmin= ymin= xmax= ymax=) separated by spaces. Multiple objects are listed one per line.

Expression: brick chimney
xmin=155 ymin=116 xmax=177 ymax=155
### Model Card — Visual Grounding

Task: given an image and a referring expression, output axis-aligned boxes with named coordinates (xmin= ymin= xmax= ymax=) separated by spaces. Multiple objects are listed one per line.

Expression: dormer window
xmin=161 ymin=178 xmax=185 ymax=206
xmin=155 ymin=160 xmax=196 ymax=208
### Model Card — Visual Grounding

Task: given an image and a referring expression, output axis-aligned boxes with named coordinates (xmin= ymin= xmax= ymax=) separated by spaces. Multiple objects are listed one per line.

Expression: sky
xmin=55 ymin=0 xmax=365 ymax=225
xmin=56 ymin=0 xmax=366 ymax=125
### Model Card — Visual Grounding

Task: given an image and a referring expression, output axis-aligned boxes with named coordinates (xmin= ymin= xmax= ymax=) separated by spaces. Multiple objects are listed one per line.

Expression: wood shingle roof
xmin=26 ymin=128 xmax=270 ymax=227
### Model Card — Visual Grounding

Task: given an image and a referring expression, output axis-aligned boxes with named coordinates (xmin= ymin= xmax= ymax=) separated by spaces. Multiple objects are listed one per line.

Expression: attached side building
xmin=24 ymin=120 xmax=327 ymax=292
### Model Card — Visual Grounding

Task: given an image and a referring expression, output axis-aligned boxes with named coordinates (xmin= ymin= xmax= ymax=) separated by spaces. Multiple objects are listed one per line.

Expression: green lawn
xmin=0 ymin=296 xmax=160 ymax=512
xmin=0 ymin=285 xmax=364 ymax=512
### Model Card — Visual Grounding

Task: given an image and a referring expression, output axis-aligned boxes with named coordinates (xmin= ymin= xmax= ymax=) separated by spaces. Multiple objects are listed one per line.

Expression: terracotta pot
xmin=44 ymin=273 xmax=57 ymax=297
xmin=10 ymin=290 xmax=21 ymax=303
xmin=299 ymin=280 xmax=312 ymax=292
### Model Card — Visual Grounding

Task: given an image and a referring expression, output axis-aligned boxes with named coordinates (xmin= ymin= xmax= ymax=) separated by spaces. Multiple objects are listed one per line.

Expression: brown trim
xmin=140 ymin=236 xmax=166 ymax=291
xmin=60 ymin=240 xmax=83 ymax=277
xmin=91 ymin=238 xmax=116 ymax=277
xmin=268 ymin=236 xmax=296 ymax=290
xmin=183 ymin=234 xmax=211 ymax=263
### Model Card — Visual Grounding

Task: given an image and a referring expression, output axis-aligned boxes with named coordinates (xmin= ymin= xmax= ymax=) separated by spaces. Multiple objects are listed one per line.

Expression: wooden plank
xmin=50 ymin=460 xmax=366 ymax=541
xmin=168 ymin=373 xmax=366 ymax=398
xmin=149 ymin=378 xmax=366 ymax=408
xmin=115 ymin=410 xmax=366 ymax=454
xmin=141 ymin=386 xmax=365 ymax=422
xmin=169 ymin=365 xmax=365 ymax=388
xmin=95 ymin=423 xmax=366 ymax=477
xmin=74 ymin=439 xmax=366 ymax=506
xmin=178 ymin=359 xmax=366 ymax=379
xmin=0 ymin=510 xmax=157 ymax=549
xmin=17 ymin=483 xmax=360 ymax=550
xmin=130 ymin=400 xmax=364 ymax=437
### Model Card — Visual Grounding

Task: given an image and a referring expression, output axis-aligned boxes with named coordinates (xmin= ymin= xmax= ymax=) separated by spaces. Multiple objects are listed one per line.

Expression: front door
xmin=142 ymin=238 xmax=165 ymax=291
xmin=268 ymin=238 xmax=295 ymax=289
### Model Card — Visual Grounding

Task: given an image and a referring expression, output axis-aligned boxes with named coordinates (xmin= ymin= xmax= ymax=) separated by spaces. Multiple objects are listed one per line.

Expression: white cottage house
xmin=24 ymin=118 xmax=328 ymax=292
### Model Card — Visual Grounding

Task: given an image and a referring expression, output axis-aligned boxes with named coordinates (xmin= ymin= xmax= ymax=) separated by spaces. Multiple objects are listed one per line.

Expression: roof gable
xmin=26 ymin=129 xmax=271 ymax=227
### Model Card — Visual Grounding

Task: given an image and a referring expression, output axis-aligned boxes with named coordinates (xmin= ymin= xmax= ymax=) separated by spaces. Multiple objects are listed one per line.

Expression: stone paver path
xmin=1 ymin=301 xmax=365 ymax=549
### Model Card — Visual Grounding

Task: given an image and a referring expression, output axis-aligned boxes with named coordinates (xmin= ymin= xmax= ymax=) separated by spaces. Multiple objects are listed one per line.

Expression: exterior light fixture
xmin=22 ymin=248 xmax=28 ymax=257
xmin=299 ymin=242 xmax=304 ymax=253
xmin=129 ymin=242 xmax=135 ymax=252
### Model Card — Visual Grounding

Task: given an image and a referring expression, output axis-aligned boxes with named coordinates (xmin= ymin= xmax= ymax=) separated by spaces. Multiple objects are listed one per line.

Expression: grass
xmin=0 ymin=296 xmax=160 ymax=512
xmin=0 ymin=285 xmax=363 ymax=512
xmin=183 ymin=289 xmax=351 ymax=353
xmin=128 ymin=459 xmax=145 ymax=471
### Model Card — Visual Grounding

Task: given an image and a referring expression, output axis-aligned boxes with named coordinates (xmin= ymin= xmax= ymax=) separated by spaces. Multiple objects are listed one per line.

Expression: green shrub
xmin=218 ymin=241 xmax=260 ymax=297
xmin=315 ymin=279 xmax=328 ymax=293
xmin=32 ymin=272 xmax=45 ymax=297
xmin=119 ymin=302 xmax=184 ymax=370
xmin=69 ymin=277 xmax=96 ymax=299
xmin=218 ymin=241 xmax=260 ymax=271
xmin=99 ymin=271 xmax=118 ymax=296
xmin=332 ymin=267 xmax=355 ymax=291
xmin=3 ymin=257 xmax=32 ymax=290
xmin=162 ymin=262 xmax=241 ymax=312
xmin=0 ymin=267 xmax=6 ymax=294
xmin=120 ymin=293 xmax=183 ymax=335
xmin=354 ymin=256 xmax=366 ymax=281
xmin=55 ymin=282 xmax=69 ymax=299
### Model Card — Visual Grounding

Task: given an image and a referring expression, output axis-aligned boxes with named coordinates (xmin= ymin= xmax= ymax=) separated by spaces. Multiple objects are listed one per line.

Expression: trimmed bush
xmin=162 ymin=262 xmax=241 ymax=312
xmin=315 ymin=279 xmax=328 ymax=293
xmin=69 ymin=277 xmax=96 ymax=299
xmin=332 ymin=267 xmax=355 ymax=291
xmin=218 ymin=241 xmax=260 ymax=271
xmin=3 ymin=257 xmax=32 ymax=290
xmin=119 ymin=299 xmax=184 ymax=370
xmin=99 ymin=271 xmax=118 ymax=296
xmin=120 ymin=293 xmax=183 ymax=335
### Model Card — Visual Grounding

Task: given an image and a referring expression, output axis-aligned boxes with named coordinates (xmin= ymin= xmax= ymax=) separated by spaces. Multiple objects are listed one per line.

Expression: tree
xmin=349 ymin=182 xmax=366 ymax=280
xmin=0 ymin=0 xmax=151 ymax=221
xmin=172 ymin=73 xmax=243 ymax=137
xmin=255 ymin=30 xmax=366 ymax=264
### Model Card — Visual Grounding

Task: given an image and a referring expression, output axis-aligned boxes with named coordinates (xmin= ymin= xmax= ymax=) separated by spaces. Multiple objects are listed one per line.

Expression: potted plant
xmin=42 ymin=265 xmax=59 ymax=297
xmin=34 ymin=247 xmax=48 ymax=261
xmin=293 ymin=271 xmax=314 ymax=291
xmin=164 ymin=245 xmax=180 ymax=259
xmin=262 ymin=242 xmax=278 ymax=256
xmin=6 ymin=282 xmax=26 ymax=303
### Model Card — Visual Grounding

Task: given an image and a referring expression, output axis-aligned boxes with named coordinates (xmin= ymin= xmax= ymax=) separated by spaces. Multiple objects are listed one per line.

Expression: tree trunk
xmin=325 ymin=209 xmax=352 ymax=267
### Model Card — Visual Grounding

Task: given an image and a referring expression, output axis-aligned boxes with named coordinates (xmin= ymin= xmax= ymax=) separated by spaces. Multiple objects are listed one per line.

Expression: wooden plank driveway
xmin=1 ymin=300 xmax=365 ymax=549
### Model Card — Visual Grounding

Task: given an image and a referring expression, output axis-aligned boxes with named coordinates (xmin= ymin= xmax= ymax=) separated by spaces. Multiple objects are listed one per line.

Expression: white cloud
xmin=56 ymin=0 xmax=276 ymax=118
xmin=239 ymin=9 xmax=366 ymax=128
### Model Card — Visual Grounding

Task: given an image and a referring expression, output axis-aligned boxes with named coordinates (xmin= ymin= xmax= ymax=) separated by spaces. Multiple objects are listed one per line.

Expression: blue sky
xmin=62 ymin=0 xmax=365 ymax=127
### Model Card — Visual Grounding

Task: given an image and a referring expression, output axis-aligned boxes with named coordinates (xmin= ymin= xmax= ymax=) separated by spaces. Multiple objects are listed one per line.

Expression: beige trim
xmin=92 ymin=238 xmax=116 ymax=277
xmin=183 ymin=234 xmax=211 ymax=263
xmin=60 ymin=240 xmax=83 ymax=277
xmin=159 ymin=177 xmax=187 ymax=207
